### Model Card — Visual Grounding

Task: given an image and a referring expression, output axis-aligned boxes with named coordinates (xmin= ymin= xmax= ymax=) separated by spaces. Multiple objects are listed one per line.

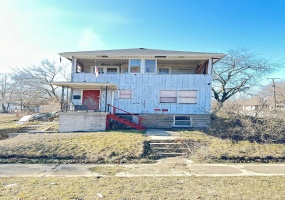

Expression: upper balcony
xmin=71 ymin=57 xmax=212 ymax=80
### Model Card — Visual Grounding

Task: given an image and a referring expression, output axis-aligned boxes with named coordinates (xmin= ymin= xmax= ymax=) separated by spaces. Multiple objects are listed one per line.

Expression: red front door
xmin=82 ymin=90 xmax=100 ymax=110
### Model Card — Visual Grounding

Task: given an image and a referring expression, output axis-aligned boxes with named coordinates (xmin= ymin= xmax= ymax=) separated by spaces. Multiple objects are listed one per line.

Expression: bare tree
xmin=212 ymin=48 xmax=280 ymax=109
xmin=0 ymin=73 xmax=16 ymax=112
xmin=12 ymin=59 xmax=69 ymax=103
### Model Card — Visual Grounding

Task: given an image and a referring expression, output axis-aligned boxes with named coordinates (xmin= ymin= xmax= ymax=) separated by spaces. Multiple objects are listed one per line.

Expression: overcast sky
xmin=0 ymin=0 xmax=284 ymax=80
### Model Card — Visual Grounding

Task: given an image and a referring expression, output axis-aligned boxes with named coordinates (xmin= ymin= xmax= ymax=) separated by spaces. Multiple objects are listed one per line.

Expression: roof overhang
xmin=59 ymin=48 xmax=226 ymax=62
xmin=51 ymin=82 xmax=118 ymax=90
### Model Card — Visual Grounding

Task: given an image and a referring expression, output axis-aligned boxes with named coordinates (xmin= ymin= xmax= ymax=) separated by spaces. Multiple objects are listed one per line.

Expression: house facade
xmin=53 ymin=48 xmax=225 ymax=131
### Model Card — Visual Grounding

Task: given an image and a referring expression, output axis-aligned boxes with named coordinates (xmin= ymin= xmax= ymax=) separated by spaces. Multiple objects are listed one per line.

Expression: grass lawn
xmin=179 ymin=131 xmax=285 ymax=163
xmin=0 ymin=131 xmax=147 ymax=163
xmin=0 ymin=176 xmax=284 ymax=199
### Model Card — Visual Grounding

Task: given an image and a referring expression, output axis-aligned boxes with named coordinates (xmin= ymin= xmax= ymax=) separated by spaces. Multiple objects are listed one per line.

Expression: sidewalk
xmin=1 ymin=158 xmax=285 ymax=177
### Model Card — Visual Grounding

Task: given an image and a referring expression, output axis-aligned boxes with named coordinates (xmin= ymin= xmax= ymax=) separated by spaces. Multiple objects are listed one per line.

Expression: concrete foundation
xmin=59 ymin=112 xmax=108 ymax=132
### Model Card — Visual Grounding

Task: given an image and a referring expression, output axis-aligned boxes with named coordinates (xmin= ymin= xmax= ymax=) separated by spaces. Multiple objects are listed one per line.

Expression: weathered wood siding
xmin=72 ymin=73 xmax=212 ymax=115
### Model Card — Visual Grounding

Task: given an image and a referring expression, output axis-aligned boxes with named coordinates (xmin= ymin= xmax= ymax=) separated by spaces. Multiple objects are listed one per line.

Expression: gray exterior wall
xmin=71 ymin=74 xmax=212 ymax=115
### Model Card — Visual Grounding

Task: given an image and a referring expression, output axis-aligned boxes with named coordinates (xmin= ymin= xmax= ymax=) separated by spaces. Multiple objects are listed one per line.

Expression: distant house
xmin=0 ymin=102 xmax=20 ymax=113
xmin=53 ymin=48 xmax=225 ymax=132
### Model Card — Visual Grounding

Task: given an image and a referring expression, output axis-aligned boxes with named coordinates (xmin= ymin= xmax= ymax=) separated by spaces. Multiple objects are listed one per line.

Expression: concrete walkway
xmin=1 ymin=158 xmax=285 ymax=177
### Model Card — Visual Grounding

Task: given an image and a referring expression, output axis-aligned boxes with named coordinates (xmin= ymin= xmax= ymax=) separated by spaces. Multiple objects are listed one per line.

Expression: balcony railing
xmin=71 ymin=73 xmax=211 ymax=84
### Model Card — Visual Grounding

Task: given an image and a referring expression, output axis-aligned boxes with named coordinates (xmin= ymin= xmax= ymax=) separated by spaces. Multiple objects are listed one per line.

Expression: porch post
xmin=61 ymin=86 xmax=65 ymax=112
xmin=207 ymin=58 xmax=213 ymax=74
xmin=71 ymin=57 xmax=77 ymax=81
xmin=105 ymin=86 xmax=108 ymax=112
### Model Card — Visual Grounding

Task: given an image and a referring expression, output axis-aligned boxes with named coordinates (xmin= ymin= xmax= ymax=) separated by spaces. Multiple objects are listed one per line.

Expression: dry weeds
xmin=0 ymin=132 xmax=146 ymax=163
xmin=179 ymin=131 xmax=285 ymax=163
xmin=0 ymin=176 xmax=284 ymax=199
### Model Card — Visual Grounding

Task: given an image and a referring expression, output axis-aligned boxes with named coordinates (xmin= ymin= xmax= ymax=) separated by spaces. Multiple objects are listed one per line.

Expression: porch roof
xmin=51 ymin=82 xmax=118 ymax=90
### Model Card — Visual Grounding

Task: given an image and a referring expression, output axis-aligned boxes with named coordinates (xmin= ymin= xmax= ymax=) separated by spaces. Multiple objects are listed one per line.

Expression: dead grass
xmin=0 ymin=176 xmax=284 ymax=199
xmin=0 ymin=114 xmax=20 ymax=140
xmin=179 ymin=131 xmax=285 ymax=163
xmin=0 ymin=131 xmax=147 ymax=163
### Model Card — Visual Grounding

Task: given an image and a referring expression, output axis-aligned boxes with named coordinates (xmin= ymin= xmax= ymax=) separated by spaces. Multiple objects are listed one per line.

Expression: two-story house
xmin=53 ymin=48 xmax=225 ymax=132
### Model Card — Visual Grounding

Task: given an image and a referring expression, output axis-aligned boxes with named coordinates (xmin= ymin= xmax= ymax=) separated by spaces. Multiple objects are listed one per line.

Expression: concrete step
xmin=149 ymin=139 xmax=187 ymax=159
xmin=151 ymin=148 xmax=186 ymax=153
xmin=150 ymin=152 xmax=185 ymax=159
xmin=149 ymin=140 xmax=181 ymax=143
xmin=149 ymin=142 xmax=183 ymax=145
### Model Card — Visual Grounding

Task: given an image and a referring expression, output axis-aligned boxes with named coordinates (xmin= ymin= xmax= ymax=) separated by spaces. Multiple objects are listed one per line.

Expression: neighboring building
xmin=0 ymin=102 xmax=20 ymax=113
xmin=53 ymin=48 xmax=225 ymax=132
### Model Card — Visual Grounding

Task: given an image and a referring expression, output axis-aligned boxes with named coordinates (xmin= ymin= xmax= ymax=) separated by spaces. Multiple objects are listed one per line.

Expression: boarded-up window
xmin=178 ymin=90 xmax=197 ymax=104
xmin=119 ymin=90 xmax=132 ymax=99
xmin=130 ymin=60 xmax=141 ymax=73
xmin=145 ymin=60 xmax=156 ymax=73
xmin=160 ymin=90 xmax=177 ymax=103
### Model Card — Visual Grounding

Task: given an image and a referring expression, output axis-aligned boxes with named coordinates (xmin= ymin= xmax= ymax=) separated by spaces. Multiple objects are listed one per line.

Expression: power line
xmin=267 ymin=78 xmax=280 ymax=111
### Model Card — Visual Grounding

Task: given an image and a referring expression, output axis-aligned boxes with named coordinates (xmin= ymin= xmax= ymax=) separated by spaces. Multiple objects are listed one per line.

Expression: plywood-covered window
xmin=145 ymin=60 xmax=156 ymax=73
xmin=119 ymin=90 xmax=132 ymax=99
xmin=130 ymin=60 xmax=141 ymax=73
xmin=160 ymin=90 xmax=177 ymax=103
xmin=178 ymin=90 xmax=197 ymax=104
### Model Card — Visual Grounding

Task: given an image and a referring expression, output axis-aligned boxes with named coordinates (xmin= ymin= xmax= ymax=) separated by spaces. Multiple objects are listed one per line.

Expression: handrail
xmin=107 ymin=104 xmax=144 ymax=118
xmin=107 ymin=104 xmax=145 ymax=125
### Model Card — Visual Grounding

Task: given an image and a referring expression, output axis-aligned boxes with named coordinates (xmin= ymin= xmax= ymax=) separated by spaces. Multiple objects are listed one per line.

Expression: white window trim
xmin=129 ymin=59 xmax=141 ymax=74
xmin=145 ymin=59 xmax=157 ymax=74
xmin=118 ymin=90 xmax=132 ymax=99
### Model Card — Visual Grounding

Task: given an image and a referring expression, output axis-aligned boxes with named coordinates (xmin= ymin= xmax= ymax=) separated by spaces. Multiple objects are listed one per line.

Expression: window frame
xmin=159 ymin=90 xmax=198 ymax=104
xmin=145 ymin=60 xmax=157 ymax=73
xmin=118 ymin=90 xmax=132 ymax=99
xmin=173 ymin=116 xmax=192 ymax=127
xmin=129 ymin=59 xmax=141 ymax=74
xmin=106 ymin=67 xmax=119 ymax=74
xmin=178 ymin=90 xmax=198 ymax=104
xmin=159 ymin=90 xmax=177 ymax=103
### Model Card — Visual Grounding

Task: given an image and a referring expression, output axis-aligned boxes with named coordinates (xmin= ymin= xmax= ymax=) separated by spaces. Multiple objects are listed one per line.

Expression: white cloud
xmin=78 ymin=29 xmax=106 ymax=50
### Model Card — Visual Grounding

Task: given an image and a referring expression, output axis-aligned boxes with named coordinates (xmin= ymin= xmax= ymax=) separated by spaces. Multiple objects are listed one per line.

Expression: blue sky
xmin=0 ymin=0 xmax=284 ymax=79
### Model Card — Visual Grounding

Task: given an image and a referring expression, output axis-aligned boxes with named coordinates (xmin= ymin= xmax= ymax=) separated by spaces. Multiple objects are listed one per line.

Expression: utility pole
xmin=267 ymin=78 xmax=280 ymax=111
